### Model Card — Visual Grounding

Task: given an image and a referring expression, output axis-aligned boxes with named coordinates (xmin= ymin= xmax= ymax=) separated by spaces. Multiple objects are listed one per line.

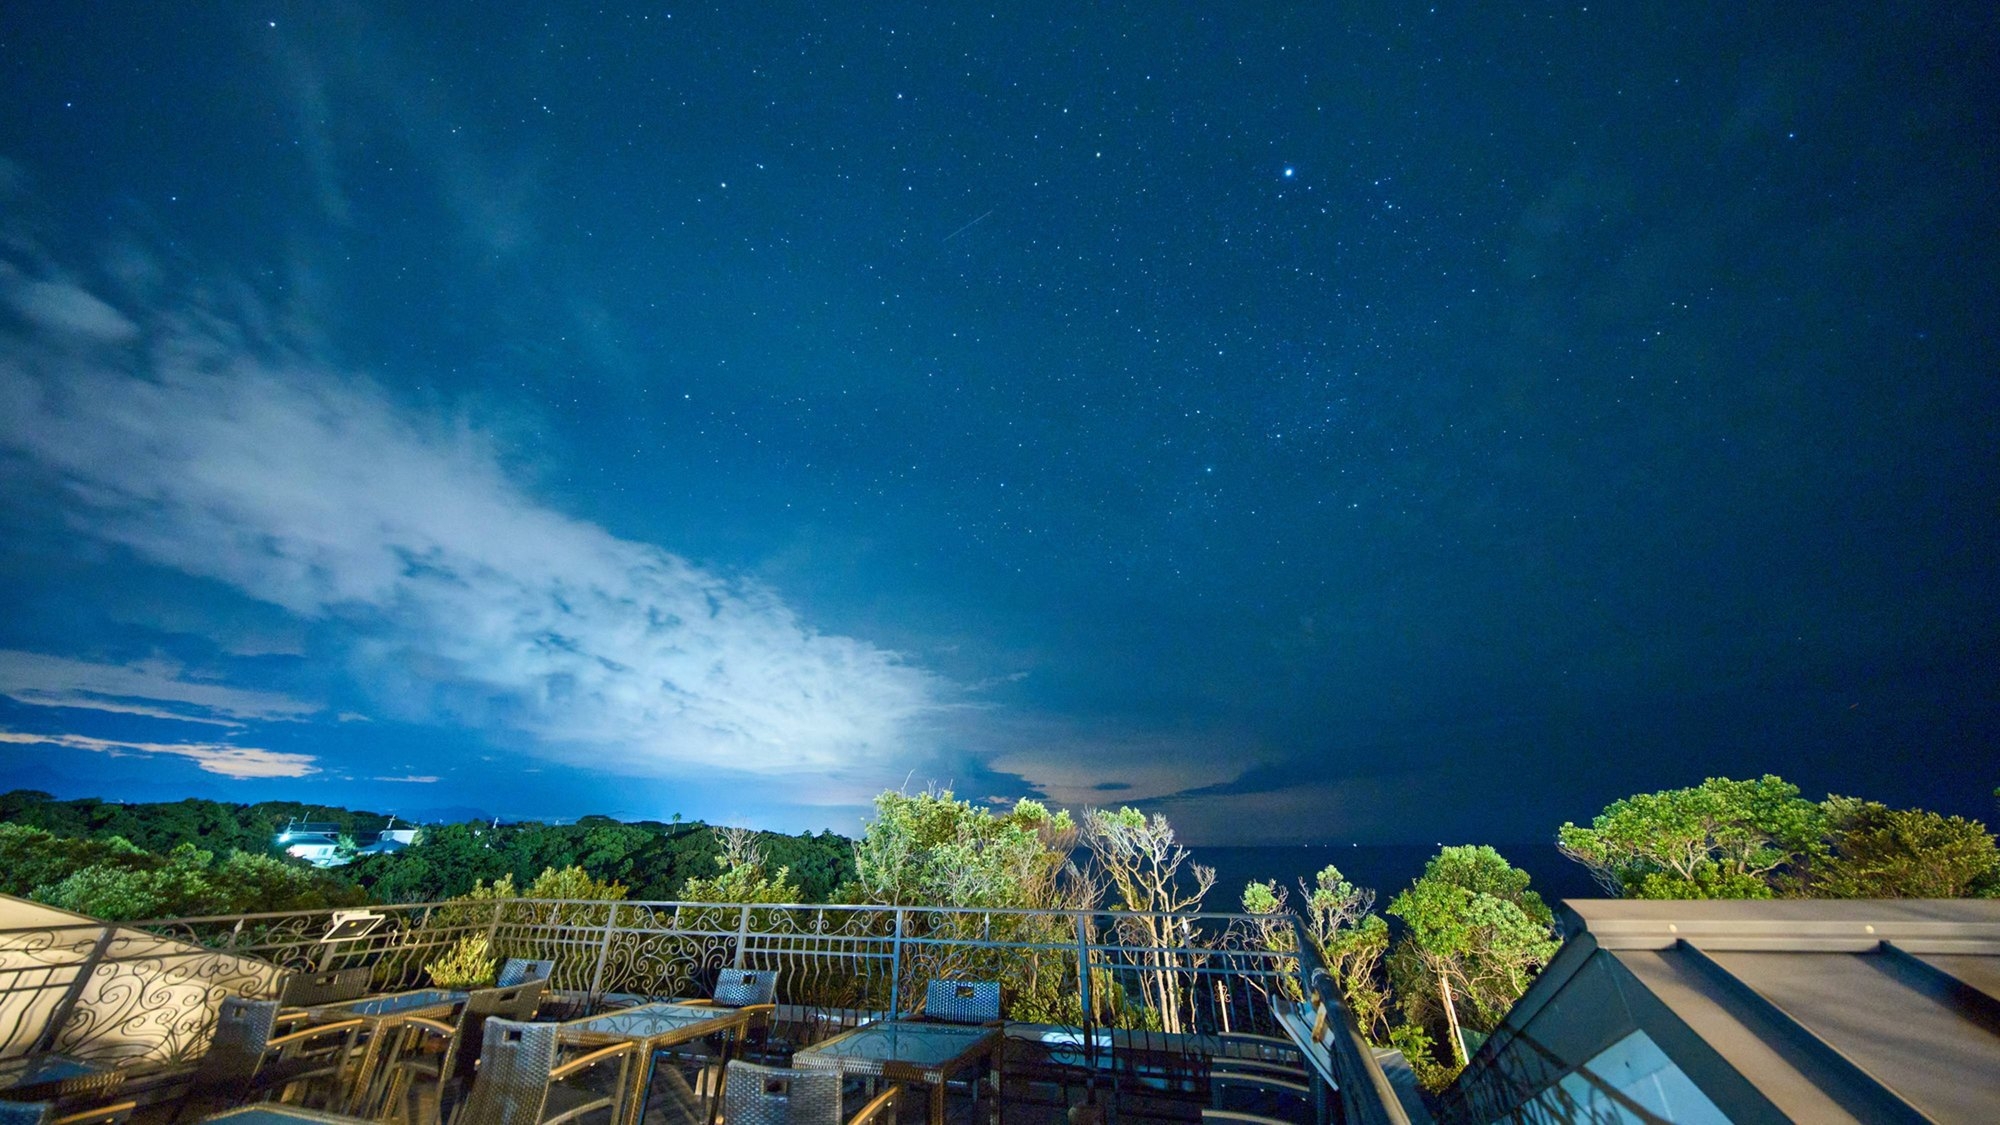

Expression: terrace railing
xmin=0 ymin=917 xmax=282 ymax=1068
xmin=1 ymin=899 xmax=1407 ymax=1121
xmin=129 ymin=899 xmax=1302 ymax=1036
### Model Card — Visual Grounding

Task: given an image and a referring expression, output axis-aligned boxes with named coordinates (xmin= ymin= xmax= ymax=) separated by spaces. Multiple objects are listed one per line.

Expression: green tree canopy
xmin=1815 ymin=798 xmax=2000 ymax=898
xmin=1557 ymin=775 xmax=1827 ymax=898
xmin=1388 ymin=846 xmax=1558 ymax=1072
xmin=849 ymin=790 xmax=1079 ymax=909
xmin=680 ymin=827 xmax=802 ymax=904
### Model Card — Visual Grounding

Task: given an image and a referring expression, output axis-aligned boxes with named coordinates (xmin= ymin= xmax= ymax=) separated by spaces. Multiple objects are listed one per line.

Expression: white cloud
xmin=372 ymin=774 xmax=440 ymax=783
xmin=0 ymin=262 xmax=944 ymax=779
xmin=0 ymin=730 xmax=319 ymax=779
xmin=2 ymin=271 xmax=139 ymax=342
xmin=0 ymin=650 xmax=321 ymax=726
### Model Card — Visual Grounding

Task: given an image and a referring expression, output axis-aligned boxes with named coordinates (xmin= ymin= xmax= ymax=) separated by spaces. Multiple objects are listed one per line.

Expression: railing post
xmin=887 ymin=907 xmax=906 ymax=1019
xmin=1292 ymin=915 xmax=1315 ymax=1000
xmin=1074 ymin=911 xmax=1099 ymax=1101
xmin=587 ymin=902 xmax=619 ymax=1003
xmin=485 ymin=900 xmax=504 ymax=951
xmin=34 ymin=925 xmax=117 ymax=1054
xmin=733 ymin=905 xmax=752 ymax=969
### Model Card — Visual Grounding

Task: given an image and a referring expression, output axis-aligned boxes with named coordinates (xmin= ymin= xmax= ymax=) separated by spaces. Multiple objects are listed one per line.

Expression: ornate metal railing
xmin=126 ymin=899 xmax=1300 ymax=1035
xmin=1 ymin=898 xmax=1408 ymax=1119
xmin=0 ymin=918 xmax=282 ymax=1068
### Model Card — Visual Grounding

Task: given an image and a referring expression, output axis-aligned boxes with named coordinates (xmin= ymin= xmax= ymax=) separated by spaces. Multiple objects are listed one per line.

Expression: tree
xmin=849 ymin=789 xmax=1092 ymax=1022
xmin=1387 ymin=846 xmax=1557 ymax=1073
xmin=1080 ymin=806 xmax=1214 ymax=1033
xmin=1298 ymin=866 xmax=1391 ymax=1045
xmin=1558 ymin=775 xmax=1826 ymax=898
xmin=850 ymin=790 xmax=1082 ymax=910
xmin=1237 ymin=865 xmax=1390 ymax=1042
xmin=1815 ymin=799 xmax=2000 ymax=898
xmin=680 ymin=827 xmax=802 ymax=904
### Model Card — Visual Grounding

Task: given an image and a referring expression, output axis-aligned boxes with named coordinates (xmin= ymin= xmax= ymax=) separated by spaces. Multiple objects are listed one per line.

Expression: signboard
xmin=321 ymin=909 xmax=385 ymax=943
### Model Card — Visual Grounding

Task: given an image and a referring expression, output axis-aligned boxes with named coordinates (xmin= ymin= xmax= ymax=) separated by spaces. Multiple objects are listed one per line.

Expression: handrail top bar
xmin=98 ymin=898 xmax=1291 ymax=930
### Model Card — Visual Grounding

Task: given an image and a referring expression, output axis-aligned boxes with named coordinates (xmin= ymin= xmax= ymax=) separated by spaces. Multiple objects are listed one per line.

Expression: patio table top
xmin=795 ymin=1020 xmax=1000 ymax=1075
xmin=555 ymin=1000 xmax=756 ymax=1046
xmin=306 ymin=987 xmax=467 ymax=1020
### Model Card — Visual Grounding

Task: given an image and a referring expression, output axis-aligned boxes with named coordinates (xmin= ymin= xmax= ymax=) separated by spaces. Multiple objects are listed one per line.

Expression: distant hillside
xmin=0 ymin=789 xmax=396 ymax=859
xmin=0 ymin=790 xmax=857 ymax=909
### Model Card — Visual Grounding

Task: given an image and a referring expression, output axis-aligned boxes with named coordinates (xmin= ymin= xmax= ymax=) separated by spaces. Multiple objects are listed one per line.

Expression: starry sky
xmin=0 ymin=3 xmax=1994 ymax=843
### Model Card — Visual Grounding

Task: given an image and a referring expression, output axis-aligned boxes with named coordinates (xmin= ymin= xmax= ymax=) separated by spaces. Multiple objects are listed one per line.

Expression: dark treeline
xmin=0 ymin=790 xmax=395 ymax=860
xmin=0 ymin=790 xmax=855 ymax=919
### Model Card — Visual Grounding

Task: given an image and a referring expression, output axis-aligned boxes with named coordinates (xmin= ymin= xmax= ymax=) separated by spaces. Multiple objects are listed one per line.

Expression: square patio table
xmin=0 ymin=1052 xmax=124 ymax=1103
xmin=199 ymin=1105 xmax=376 ymax=1125
xmin=557 ymin=1001 xmax=760 ymax=1125
xmin=794 ymin=1020 xmax=1003 ymax=1125
xmin=304 ymin=988 xmax=468 ymax=1113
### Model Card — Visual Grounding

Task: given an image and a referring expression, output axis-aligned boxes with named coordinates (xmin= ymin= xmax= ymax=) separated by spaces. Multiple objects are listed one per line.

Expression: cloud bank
xmin=0 ymin=650 xmax=322 ymax=727
xmin=0 ymin=731 xmax=318 ymax=779
xmin=0 ymin=264 xmax=943 ymax=779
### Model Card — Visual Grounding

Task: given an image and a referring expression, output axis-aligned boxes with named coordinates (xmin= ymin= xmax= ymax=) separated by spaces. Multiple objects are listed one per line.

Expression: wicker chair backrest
xmin=201 ymin=996 xmax=280 ymax=1083
xmin=455 ymin=1018 xmax=556 ymax=1125
xmin=445 ymin=981 xmax=544 ymax=1087
xmin=495 ymin=958 xmax=555 ymax=987
xmin=467 ymin=981 xmax=545 ymax=1020
xmin=712 ymin=969 xmax=778 ymax=1007
xmin=723 ymin=1061 xmax=842 ymax=1125
xmin=923 ymin=979 xmax=1000 ymax=1024
xmin=279 ymin=966 xmax=372 ymax=1007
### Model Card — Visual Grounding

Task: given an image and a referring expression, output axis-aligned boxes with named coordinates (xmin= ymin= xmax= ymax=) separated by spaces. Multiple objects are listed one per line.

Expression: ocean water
xmin=1192 ymin=842 xmax=1603 ymax=913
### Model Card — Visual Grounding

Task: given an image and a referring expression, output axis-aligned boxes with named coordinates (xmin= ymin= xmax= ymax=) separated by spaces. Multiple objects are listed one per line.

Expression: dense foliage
xmin=0 ymin=790 xmax=393 ymax=860
xmin=0 ymin=790 xmax=853 ymax=918
xmin=1558 ymin=775 xmax=1999 ymax=899
xmin=0 ymin=823 xmax=367 ymax=921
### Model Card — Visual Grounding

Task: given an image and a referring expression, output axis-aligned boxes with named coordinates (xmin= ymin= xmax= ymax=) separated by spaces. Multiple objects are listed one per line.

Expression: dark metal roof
xmin=1449 ymin=899 xmax=2000 ymax=1125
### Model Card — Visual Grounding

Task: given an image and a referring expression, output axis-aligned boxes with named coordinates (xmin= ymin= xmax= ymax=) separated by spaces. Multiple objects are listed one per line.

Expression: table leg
xmin=338 ymin=1023 xmax=382 ymax=1115
xmin=624 ymin=1045 xmax=652 ymax=1125
xmin=930 ymin=1080 xmax=946 ymax=1125
xmin=704 ymin=1029 xmax=739 ymax=1125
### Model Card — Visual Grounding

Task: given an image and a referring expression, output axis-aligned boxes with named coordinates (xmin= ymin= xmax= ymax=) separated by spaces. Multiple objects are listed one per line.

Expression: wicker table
xmin=304 ymin=988 xmax=468 ymax=1113
xmin=0 ymin=1053 xmax=124 ymax=1104
xmin=794 ymin=1020 xmax=1002 ymax=1125
xmin=557 ymin=1002 xmax=760 ymax=1125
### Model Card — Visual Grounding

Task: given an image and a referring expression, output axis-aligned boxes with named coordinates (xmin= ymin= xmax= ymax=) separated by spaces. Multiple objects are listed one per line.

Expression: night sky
xmin=0 ymin=3 xmax=1994 ymax=843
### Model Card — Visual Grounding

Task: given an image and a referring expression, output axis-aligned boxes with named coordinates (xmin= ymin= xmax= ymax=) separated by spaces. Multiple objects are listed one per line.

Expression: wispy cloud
xmin=0 ymin=650 xmax=322 ymax=727
xmin=0 ymin=259 xmax=944 ymax=780
xmin=372 ymin=774 xmax=441 ymax=783
xmin=0 ymin=731 xmax=319 ymax=779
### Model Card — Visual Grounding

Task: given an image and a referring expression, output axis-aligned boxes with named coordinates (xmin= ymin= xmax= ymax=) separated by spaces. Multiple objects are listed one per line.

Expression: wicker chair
xmin=496 ymin=959 xmax=556 ymax=988
xmin=844 ymin=1087 xmax=900 ymax=1125
xmin=454 ymin=1018 xmax=633 ymax=1125
xmin=721 ymin=1062 xmax=841 ymax=1125
xmin=278 ymin=966 xmax=373 ymax=1008
xmin=471 ymin=980 xmax=547 ymax=1021
xmin=374 ymin=1015 xmax=460 ymax=1125
xmin=710 ymin=969 xmax=777 ymax=1008
xmin=724 ymin=1063 xmax=899 ymax=1125
xmin=376 ymin=980 xmax=547 ymax=1123
xmin=173 ymin=996 xmax=365 ymax=1120
xmin=920 ymin=979 xmax=1001 ymax=1025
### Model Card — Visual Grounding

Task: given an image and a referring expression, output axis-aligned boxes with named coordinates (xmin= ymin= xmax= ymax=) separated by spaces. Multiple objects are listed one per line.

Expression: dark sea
xmin=1192 ymin=843 xmax=1603 ymax=913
